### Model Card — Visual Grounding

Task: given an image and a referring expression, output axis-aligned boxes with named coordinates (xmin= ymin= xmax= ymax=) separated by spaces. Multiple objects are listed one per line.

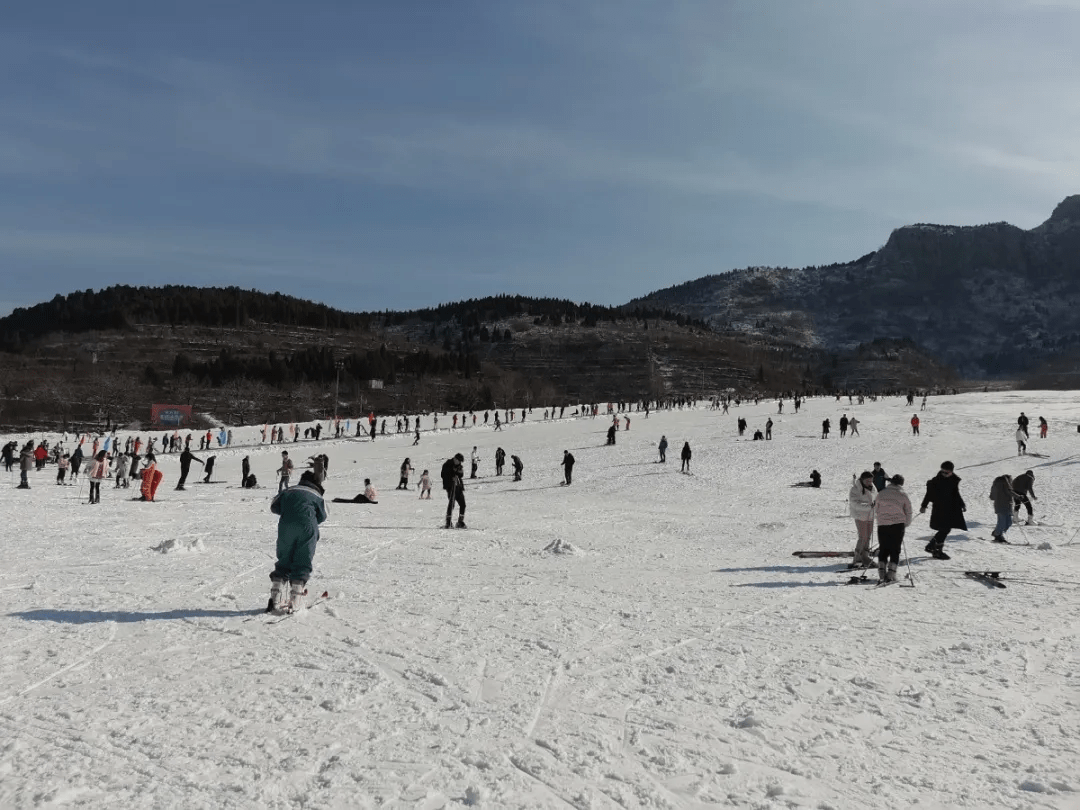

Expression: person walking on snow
xmin=839 ymin=414 xmax=849 ymax=438
xmin=680 ymin=441 xmax=692 ymax=473
xmin=176 ymin=447 xmax=203 ymax=490
xmin=1011 ymin=470 xmax=1038 ymax=525
xmin=87 ymin=451 xmax=109 ymax=504
xmin=849 ymin=471 xmax=877 ymax=567
xmin=441 ymin=453 xmax=467 ymax=528
xmin=875 ymin=474 xmax=912 ymax=583
xmin=919 ymin=460 xmax=966 ymax=559
xmin=821 ymin=419 xmax=830 ymax=439
xmin=990 ymin=474 xmax=1018 ymax=543
xmin=562 ymin=450 xmax=575 ymax=485
xmin=398 ymin=458 xmax=414 ymax=489
xmin=848 ymin=416 xmax=859 ymax=436
xmin=911 ymin=414 xmax=920 ymax=435
xmin=1015 ymin=427 xmax=1027 ymax=456
xmin=871 ymin=462 xmax=888 ymax=492
xmin=277 ymin=451 xmax=294 ymax=493
xmin=268 ymin=471 xmax=327 ymax=613
xmin=658 ymin=435 xmax=668 ymax=462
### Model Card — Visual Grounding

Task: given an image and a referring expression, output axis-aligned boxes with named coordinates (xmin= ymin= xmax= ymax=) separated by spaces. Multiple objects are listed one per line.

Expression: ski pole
xmin=901 ymin=536 xmax=916 ymax=587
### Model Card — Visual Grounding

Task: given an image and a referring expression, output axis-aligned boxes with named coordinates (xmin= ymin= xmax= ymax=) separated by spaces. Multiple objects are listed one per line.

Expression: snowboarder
xmin=1011 ymin=470 xmax=1037 ymax=525
xmin=875 ymin=473 xmax=912 ymax=582
xmin=268 ymin=470 xmax=327 ymax=613
xmin=658 ymin=435 xmax=668 ymax=462
xmin=990 ymin=474 xmax=1018 ymax=543
xmin=680 ymin=441 xmax=691 ymax=473
xmin=919 ymin=461 xmax=966 ymax=559
xmin=562 ymin=451 xmax=575 ymax=485
xmin=441 ymin=453 xmax=466 ymax=528
xmin=849 ymin=471 xmax=877 ymax=567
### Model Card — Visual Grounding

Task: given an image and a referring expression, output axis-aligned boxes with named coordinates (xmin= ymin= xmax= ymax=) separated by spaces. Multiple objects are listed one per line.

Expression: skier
xmin=990 ymin=474 xmax=1018 ymax=543
xmin=70 ymin=445 xmax=83 ymax=483
xmin=919 ymin=460 xmax=966 ymax=560
xmin=268 ymin=470 xmax=327 ymax=613
xmin=875 ymin=474 xmax=912 ymax=583
xmin=1038 ymin=416 xmax=1048 ymax=438
xmin=441 ymin=453 xmax=466 ymax=528
xmin=470 ymin=447 xmax=479 ymax=479
xmin=1017 ymin=412 xmax=1029 ymax=438
xmin=139 ymin=455 xmax=163 ymax=501
xmin=848 ymin=471 xmax=877 ymax=567
xmin=839 ymin=414 xmax=849 ymax=438
xmin=606 ymin=424 xmax=617 ymax=445
xmin=1015 ymin=427 xmax=1027 ymax=456
xmin=821 ymin=419 xmax=830 ymax=439
xmin=737 ymin=417 xmax=747 ymax=437
xmin=765 ymin=418 xmax=773 ymax=440
xmin=849 ymin=416 xmax=859 ymax=436
xmin=1011 ymin=470 xmax=1037 ymax=525
xmin=495 ymin=447 xmax=506 ymax=475
xmin=87 ymin=451 xmax=109 ymax=504
xmin=333 ymin=479 xmax=378 ymax=504
xmin=176 ymin=447 xmax=203 ymax=490
xmin=242 ymin=456 xmax=251 ymax=488
xmin=680 ymin=441 xmax=692 ymax=473
xmin=17 ymin=441 xmax=34 ymax=488
xmin=202 ymin=456 xmax=216 ymax=483
xmin=658 ymin=435 xmax=668 ymax=462
xmin=562 ymin=450 xmax=575 ymax=485
xmin=398 ymin=458 xmax=414 ymax=490
xmin=57 ymin=453 xmax=70 ymax=485
xmin=418 ymin=469 xmax=431 ymax=499
xmin=277 ymin=451 xmax=294 ymax=493
xmin=114 ymin=452 xmax=130 ymax=488
xmin=871 ymin=462 xmax=888 ymax=492
xmin=511 ymin=454 xmax=523 ymax=481
xmin=911 ymin=414 xmax=920 ymax=436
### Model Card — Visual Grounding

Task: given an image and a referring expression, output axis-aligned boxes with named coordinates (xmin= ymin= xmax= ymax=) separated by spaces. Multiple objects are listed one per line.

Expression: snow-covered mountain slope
xmin=629 ymin=196 xmax=1080 ymax=377
xmin=2 ymin=394 xmax=1078 ymax=808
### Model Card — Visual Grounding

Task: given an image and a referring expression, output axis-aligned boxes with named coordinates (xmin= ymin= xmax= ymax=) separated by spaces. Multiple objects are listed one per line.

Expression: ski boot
xmin=886 ymin=563 xmax=897 ymax=583
xmin=877 ymin=562 xmax=887 ymax=584
xmin=286 ymin=581 xmax=307 ymax=613
xmin=1024 ymin=516 xmax=1036 ymax=526
xmin=445 ymin=517 xmax=452 ymax=529
xmin=456 ymin=518 xmax=467 ymax=529
xmin=267 ymin=580 xmax=287 ymax=613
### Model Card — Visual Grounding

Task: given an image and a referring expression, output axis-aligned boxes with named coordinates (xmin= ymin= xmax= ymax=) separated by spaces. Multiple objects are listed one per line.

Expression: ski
xmin=266 ymin=591 xmax=331 ymax=623
xmin=965 ymin=571 xmax=1006 ymax=589
xmin=792 ymin=551 xmax=853 ymax=558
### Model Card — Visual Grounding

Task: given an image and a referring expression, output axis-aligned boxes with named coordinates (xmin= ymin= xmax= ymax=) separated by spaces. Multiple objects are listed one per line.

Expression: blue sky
xmin=2 ymin=0 xmax=1079 ymax=317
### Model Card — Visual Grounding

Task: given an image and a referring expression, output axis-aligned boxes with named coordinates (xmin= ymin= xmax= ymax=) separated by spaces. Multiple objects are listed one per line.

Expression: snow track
xmin=2 ymin=391 xmax=1079 ymax=807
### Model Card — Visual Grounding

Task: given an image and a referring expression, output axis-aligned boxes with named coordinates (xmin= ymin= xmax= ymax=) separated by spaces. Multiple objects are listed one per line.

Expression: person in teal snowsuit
xmin=268 ymin=471 xmax=327 ymax=609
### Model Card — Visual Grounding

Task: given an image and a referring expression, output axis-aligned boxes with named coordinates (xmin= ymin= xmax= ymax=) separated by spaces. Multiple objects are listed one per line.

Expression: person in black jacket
xmin=241 ymin=456 xmax=251 ymax=488
xmin=562 ymin=451 xmax=575 ymax=485
xmin=176 ymin=447 xmax=203 ymax=490
xmin=441 ymin=453 xmax=466 ymax=528
xmin=680 ymin=441 xmax=692 ymax=473
xmin=919 ymin=460 xmax=966 ymax=560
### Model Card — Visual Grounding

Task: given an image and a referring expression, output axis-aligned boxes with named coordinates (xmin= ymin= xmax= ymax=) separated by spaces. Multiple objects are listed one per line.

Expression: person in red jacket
xmin=33 ymin=442 xmax=48 ymax=470
xmin=910 ymin=414 xmax=920 ymax=436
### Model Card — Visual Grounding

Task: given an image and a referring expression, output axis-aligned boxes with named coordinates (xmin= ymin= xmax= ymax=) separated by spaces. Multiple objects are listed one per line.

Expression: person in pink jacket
xmin=87 ymin=450 xmax=109 ymax=504
xmin=874 ymin=474 xmax=913 ymax=583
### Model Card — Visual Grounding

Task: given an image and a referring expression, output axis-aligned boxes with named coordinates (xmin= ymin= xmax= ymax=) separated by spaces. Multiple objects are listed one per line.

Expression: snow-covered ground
xmin=2 ymin=392 xmax=1078 ymax=809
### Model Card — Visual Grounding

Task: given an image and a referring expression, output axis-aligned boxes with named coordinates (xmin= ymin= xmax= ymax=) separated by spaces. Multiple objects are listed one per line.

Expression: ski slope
xmin=1 ymin=391 xmax=1078 ymax=809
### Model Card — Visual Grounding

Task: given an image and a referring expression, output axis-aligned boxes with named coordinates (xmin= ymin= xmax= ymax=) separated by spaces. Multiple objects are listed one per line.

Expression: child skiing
xmin=268 ymin=471 xmax=327 ymax=613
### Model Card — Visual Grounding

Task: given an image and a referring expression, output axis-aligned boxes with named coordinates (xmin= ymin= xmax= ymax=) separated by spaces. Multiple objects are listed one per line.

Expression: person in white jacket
xmin=848 ymin=471 xmax=877 ymax=567
xmin=1015 ymin=428 xmax=1027 ymax=456
xmin=875 ymin=474 xmax=913 ymax=583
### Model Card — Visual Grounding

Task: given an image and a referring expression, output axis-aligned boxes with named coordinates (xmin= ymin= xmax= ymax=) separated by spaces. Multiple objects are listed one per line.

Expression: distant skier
xmin=990 ymin=474 xmax=1018 ymax=543
xmin=398 ymin=458 xmax=414 ymax=489
xmin=848 ymin=471 xmax=877 ymax=568
xmin=1015 ymin=427 xmax=1027 ymax=456
xmin=680 ymin=441 xmax=691 ymax=473
xmin=441 ymin=453 xmax=466 ymax=528
xmin=658 ymin=435 xmax=668 ymax=462
xmin=919 ymin=460 xmax=966 ymax=560
xmin=562 ymin=450 xmax=575 ymax=485
xmin=875 ymin=474 xmax=912 ymax=583
xmin=268 ymin=470 xmax=327 ymax=613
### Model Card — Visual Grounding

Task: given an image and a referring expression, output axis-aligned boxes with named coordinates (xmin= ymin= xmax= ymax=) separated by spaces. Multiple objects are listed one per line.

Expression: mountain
xmin=628 ymin=196 xmax=1080 ymax=375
